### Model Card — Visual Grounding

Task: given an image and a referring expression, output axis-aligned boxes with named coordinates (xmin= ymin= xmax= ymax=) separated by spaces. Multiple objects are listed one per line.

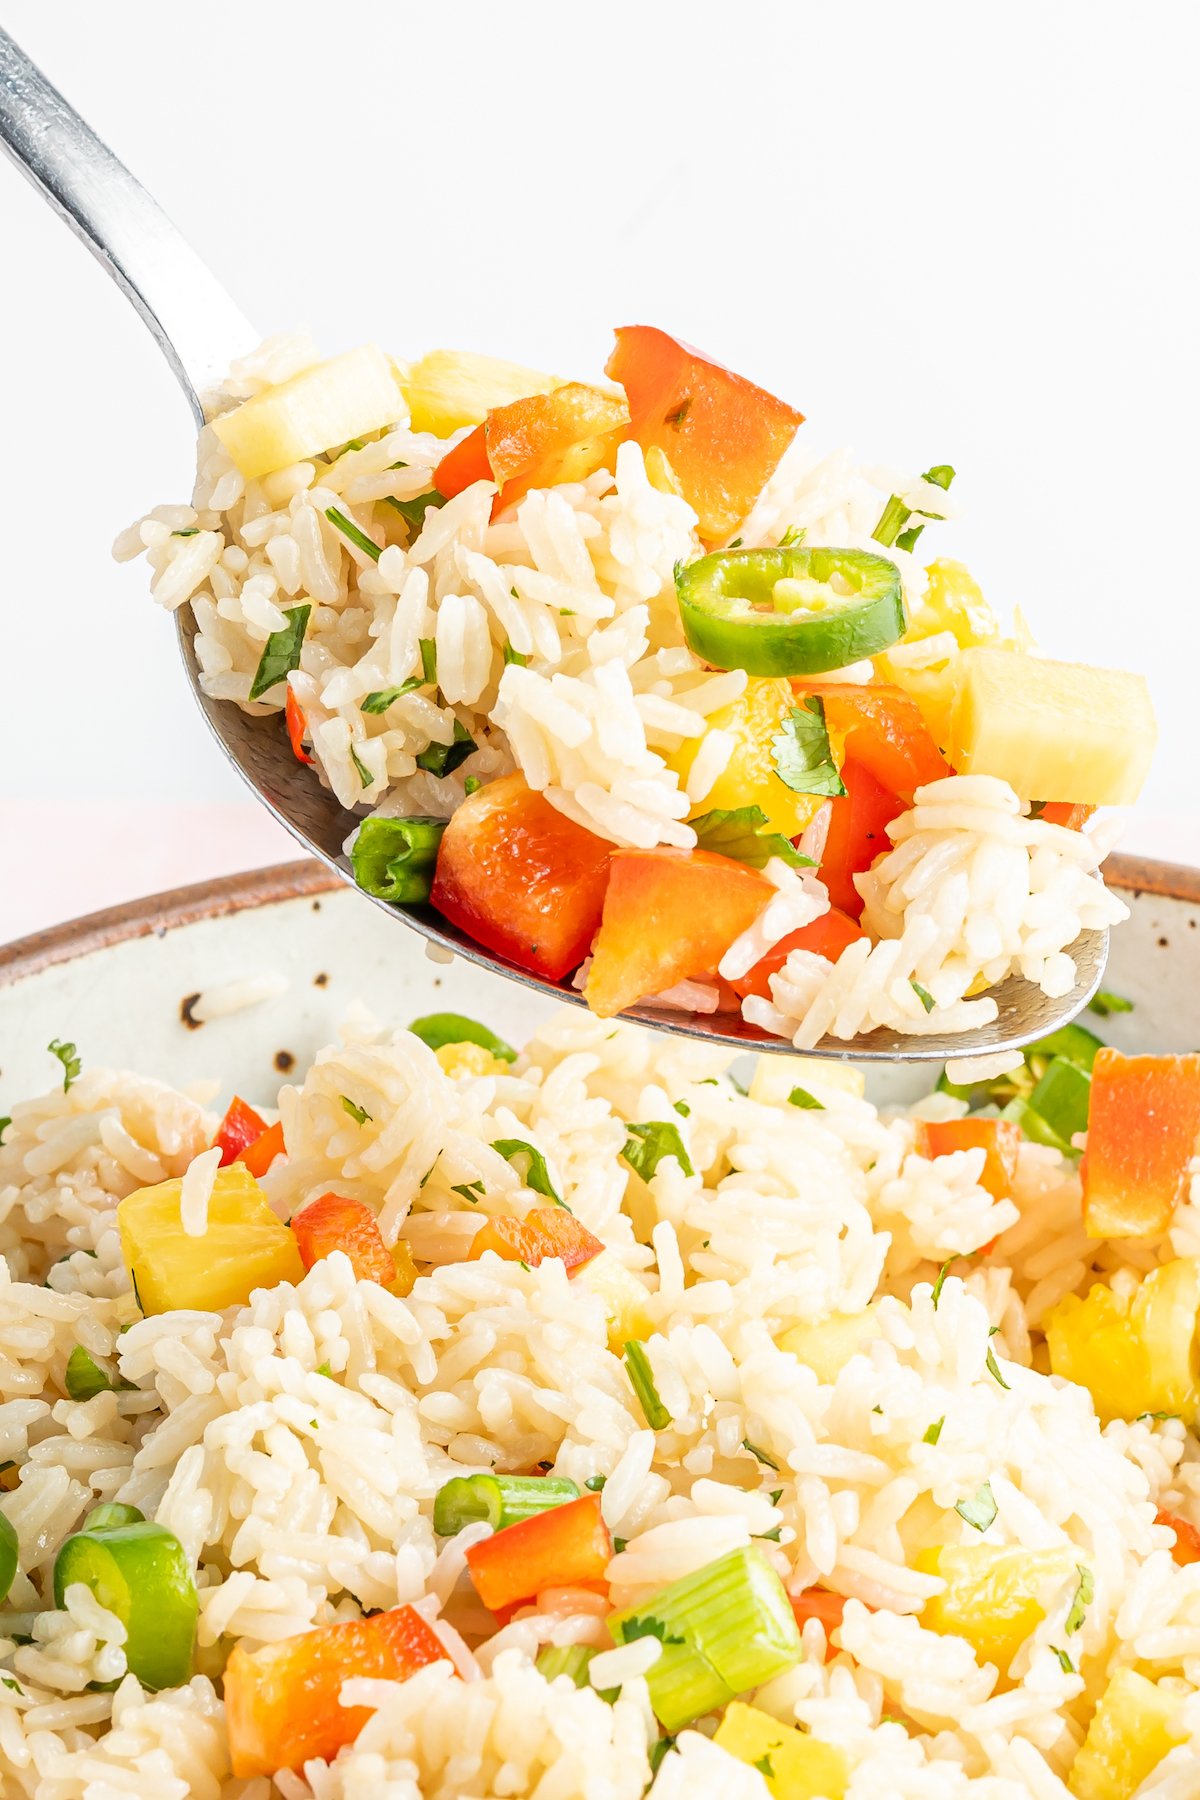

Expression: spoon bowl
xmin=0 ymin=26 xmax=1111 ymax=1061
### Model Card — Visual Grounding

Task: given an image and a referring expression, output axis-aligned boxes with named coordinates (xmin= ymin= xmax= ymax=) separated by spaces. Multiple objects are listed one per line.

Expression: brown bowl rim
xmin=0 ymin=852 xmax=1197 ymax=989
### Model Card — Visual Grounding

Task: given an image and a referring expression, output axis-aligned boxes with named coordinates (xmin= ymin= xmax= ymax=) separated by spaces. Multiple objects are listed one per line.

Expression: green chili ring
xmin=53 ymin=1521 xmax=198 ymax=1690
xmin=675 ymin=546 xmax=906 ymax=676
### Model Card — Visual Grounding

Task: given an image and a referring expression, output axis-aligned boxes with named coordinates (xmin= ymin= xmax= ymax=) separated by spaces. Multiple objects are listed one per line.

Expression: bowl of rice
xmin=1 ymin=853 xmax=1199 ymax=1798
xmin=118 ymin=327 xmax=1158 ymax=1053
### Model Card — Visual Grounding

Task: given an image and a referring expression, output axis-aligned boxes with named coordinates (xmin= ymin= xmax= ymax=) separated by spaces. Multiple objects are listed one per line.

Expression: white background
xmin=1 ymin=0 xmax=1197 ymax=944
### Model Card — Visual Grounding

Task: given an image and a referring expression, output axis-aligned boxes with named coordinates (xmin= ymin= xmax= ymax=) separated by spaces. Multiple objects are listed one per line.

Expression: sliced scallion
xmin=433 ymin=1472 xmax=580 ymax=1537
xmin=624 ymin=1340 xmax=672 ymax=1430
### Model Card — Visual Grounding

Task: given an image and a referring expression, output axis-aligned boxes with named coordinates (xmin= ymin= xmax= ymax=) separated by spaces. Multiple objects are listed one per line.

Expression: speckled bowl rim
xmin=1 ymin=853 xmax=1197 ymax=988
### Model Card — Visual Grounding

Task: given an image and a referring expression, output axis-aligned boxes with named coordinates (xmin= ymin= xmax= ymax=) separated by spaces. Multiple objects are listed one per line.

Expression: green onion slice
xmin=675 ymin=546 xmax=905 ymax=677
xmin=53 ymin=1521 xmax=197 ymax=1690
xmin=433 ymin=1472 xmax=580 ymax=1537
xmin=349 ymin=816 xmax=446 ymax=906
xmin=625 ymin=1340 xmax=672 ymax=1430
xmin=408 ymin=1013 xmax=517 ymax=1062
xmin=0 ymin=1511 xmax=17 ymax=1604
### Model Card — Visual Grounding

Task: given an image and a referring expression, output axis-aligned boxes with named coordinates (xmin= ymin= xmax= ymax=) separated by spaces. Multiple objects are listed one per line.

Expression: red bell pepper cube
xmin=435 ymin=384 xmax=629 ymax=514
xmin=800 ymin=682 xmax=950 ymax=799
xmin=465 ymin=1493 xmax=611 ymax=1612
xmin=213 ymin=1095 xmax=269 ymax=1167
xmin=605 ymin=325 xmax=803 ymax=543
xmin=1040 ymin=802 xmax=1095 ymax=830
xmin=238 ymin=1118 xmax=286 ymax=1179
xmin=292 ymin=1193 xmax=397 ymax=1288
xmin=1082 ymin=1050 xmax=1200 ymax=1238
xmin=790 ymin=1587 xmax=847 ymax=1661
xmin=818 ymin=757 xmax=907 ymax=919
xmin=433 ymin=423 xmax=492 ymax=498
xmin=914 ymin=1117 xmax=1022 ymax=1202
xmin=584 ymin=848 xmax=773 ymax=1019
xmin=431 ymin=774 xmax=612 ymax=982
xmin=225 ymin=1605 xmax=447 ymax=1777
xmin=730 ymin=906 xmax=865 ymax=1004
xmin=1156 ymin=1508 xmax=1200 ymax=1567
xmin=468 ymin=1209 xmax=604 ymax=1277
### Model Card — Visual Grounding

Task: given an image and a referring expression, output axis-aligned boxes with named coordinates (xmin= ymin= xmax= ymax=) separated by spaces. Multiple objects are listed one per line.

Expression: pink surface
xmin=4 ymin=801 xmax=308 ymax=945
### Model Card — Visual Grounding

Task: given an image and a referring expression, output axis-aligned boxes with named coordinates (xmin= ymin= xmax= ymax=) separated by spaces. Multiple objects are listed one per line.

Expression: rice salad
xmin=3 ymin=1007 xmax=1200 ymax=1797
xmin=117 ymin=331 xmax=1157 ymax=1048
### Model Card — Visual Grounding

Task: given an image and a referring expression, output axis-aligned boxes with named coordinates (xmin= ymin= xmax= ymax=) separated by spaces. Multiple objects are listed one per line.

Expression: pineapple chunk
xmin=433 ymin=1042 xmax=509 ymax=1079
xmin=212 ymin=346 xmax=406 ymax=480
xmin=664 ymin=678 xmax=835 ymax=839
xmin=389 ymin=1240 xmax=418 ymax=1298
xmin=778 ymin=1308 xmax=880 ymax=1384
xmin=1069 ymin=1667 xmax=1185 ymax=1800
xmin=749 ymin=1053 xmax=865 ymax=1106
xmin=400 ymin=349 xmax=562 ymax=437
xmin=915 ymin=1545 xmax=1073 ymax=1675
xmin=876 ymin=560 xmax=1024 ymax=745
xmin=118 ymin=1164 xmax=304 ymax=1315
xmin=947 ymin=647 xmax=1156 ymax=806
xmin=713 ymin=1701 xmax=849 ymax=1799
xmin=576 ymin=1251 xmax=654 ymax=1351
xmin=1045 ymin=1257 xmax=1200 ymax=1426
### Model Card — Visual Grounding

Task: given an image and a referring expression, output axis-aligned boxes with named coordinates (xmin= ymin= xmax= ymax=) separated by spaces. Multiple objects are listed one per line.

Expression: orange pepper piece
xmin=292 ymin=1193 xmax=398 ymax=1289
xmin=584 ymin=848 xmax=772 ymax=1019
xmin=225 ymin=1605 xmax=448 ymax=1778
xmin=606 ymin=325 xmax=803 ymax=543
xmin=435 ymin=384 xmax=629 ymax=514
xmin=800 ymin=683 xmax=950 ymax=799
xmin=1040 ymin=802 xmax=1096 ymax=830
xmin=431 ymin=774 xmax=612 ymax=982
xmin=818 ymin=757 xmax=907 ymax=919
xmin=238 ymin=1118 xmax=286 ymax=1180
xmin=790 ymin=1587 xmax=847 ymax=1661
xmin=1156 ymin=1508 xmax=1200 ymax=1567
xmin=285 ymin=686 xmax=314 ymax=765
xmin=468 ymin=1209 xmax=604 ymax=1276
xmin=212 ymin=1095 xmax=269 ymax=1167
xmin=730 ymin=906 xmax=865 ymax=1004
xmin=1082 ymin=1050 xmax=1200 ymax=1238
xmin=465 ymin=1493 xmax=611 ymax=1612
xmin=914 ymin=1117 xmax=1023 ymax=1202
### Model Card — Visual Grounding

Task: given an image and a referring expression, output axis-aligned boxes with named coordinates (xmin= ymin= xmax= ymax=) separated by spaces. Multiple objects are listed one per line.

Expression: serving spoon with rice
xmin=0 ymin=29 xmax=1111 ymax=1062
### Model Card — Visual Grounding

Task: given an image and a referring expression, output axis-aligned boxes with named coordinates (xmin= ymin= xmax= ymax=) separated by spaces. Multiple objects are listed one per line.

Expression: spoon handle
xmin=0 ymin=28 xmax=256 ymax=425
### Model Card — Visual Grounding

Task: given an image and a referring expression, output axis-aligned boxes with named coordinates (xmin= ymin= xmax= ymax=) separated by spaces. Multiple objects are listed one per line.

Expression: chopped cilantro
xmin=620 ymin=1613 xmax=684 ymax=1646
xmin=491 ymin=1138 xmax=563 ymax=1204
xmin=754 ymin=1753 xmax=776 ymax=1779
xmin=931 ymin=1257 xmax=955 ymax=1309
xmin=340 ymin=1095 xmax=371 ymax=1125
xmin=622 ymin=1121 xmax=695 ymax=1181
xmin=325 ymin=505 xmax=382 ymax=562
xmin=585 ymin=1474 xmax=607 ymax=1492
xmin=361 ymin=679 xmax=423 ymax=713
xmin=673 ymin=1100 xmax=691 ymax=1118
xmin=250 ymin=603 xmax=311 ymax=701
xmin=48 ymin=1038 xmax=81 ymax=1092
xmin=955 ymin=1480 xmax=997 ymax=1532
xmin=1051 ymin=1646 xmax=1076 ymax=1673
xmin=769 ymin=698 xmax=847 ymax=798
xmin=502 ymin=642 xmax=528 ymax=667
xmin=382 ymin=490 xmax=446 ymax=536
xmin=788 ymin=1087 xmax=824 ymax=1110
xmin=691 ymin=804 xmax=814 ymax=871
xmin=416 ymin=719 xmax=476 ymax=777
xmin=923 ymin=1417 xmax=944 ymax=1445
xmin=451 ymin=1180 xmax=485 ymax=1204
xmin=1065 ymin=1565 xmax=1093 ymax=1636
xmin=350 ymin=745 xmax=374 ymax=789
xmin=742 ymin=1439 xmax=780 ymax=1471
xmin=911 ymin=981 xmax=936 ymax=1014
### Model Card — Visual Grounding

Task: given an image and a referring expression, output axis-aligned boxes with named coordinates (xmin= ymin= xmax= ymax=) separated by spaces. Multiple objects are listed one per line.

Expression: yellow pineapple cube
xmin=713 ymin=1701 xmax=849 ymax=1798
xmin=118 ymin=1163 xmax=303 ymax=1315
xmin=212 ymin=345 xmax=406 ymax=479
xmin=1069 ymin=1668 xmax=1185 ymax=1799
xmin=400 ymin=349 xmax=561 ymax=437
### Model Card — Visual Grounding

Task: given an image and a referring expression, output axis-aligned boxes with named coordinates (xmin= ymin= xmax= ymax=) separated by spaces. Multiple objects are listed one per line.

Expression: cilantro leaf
xmin=250 ymin=604 xmax=311 ymax=702
xmin=754 ymin=1754 xmax=776 ymax=1779
xmin=416 ymin=719 xmax=476 ymax=777
xmin=985 ymin=1345 xmax=1010 ymax=1389
xmin=769 ymin=698 xmax=846 ymax=798
xmin=742 ymin=1439 xmax=780 ymax=1470
xmin=1051 ymin=1646 xmax=1076 ymax=1673
xmin=1065 ymin=1565 xmax=1093 ymax=1636
xmin=361 ymin=679 xmax=423 ymax=713
xmin=350 ymin=745 xmax=374 ymax=789
xmin=930 ymin=1257 xmax=956 ymax=1309
xmin=491 ymin=1138 xmax=564 ymax=1204
xmin=623 ymin=1121 xmax=695 ymax=1182
xmin=325 ymin=506 xmax=381 ymax=562
xmin=911 ymin=981 xmax=936 ymax=1014
xmin=0 ymin=1118 xmax=9 ymax=1145
xmin=451 ymin=1180 xmax=485 ymax=1204
xmin=788 ymin=1087 xmax=824 ymax=1110
xmin=382 ymin=490 xmax=446 ymax=536
xmin=502 ymin=642 xmax=528 ymax=667
xmin=691 ymin=805 xmax=814 ymax=871
xmin=48 ymin=1038 xmax=81 ymax=1092
xmin=340 ymin=1095 xmax=371 ymax=1125
xmin=955 ymin=1480 xmax=997 ymax=1532
xmin=923 ymin=1417 xmax=944 ymax=1445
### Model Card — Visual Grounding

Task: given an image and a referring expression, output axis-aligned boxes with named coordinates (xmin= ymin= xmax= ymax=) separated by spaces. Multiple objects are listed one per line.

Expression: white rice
xmin=188 ymin=973 xmax=290 ymax=1022
xmin=1 ymin=1005 xmax=1198 ymax=1795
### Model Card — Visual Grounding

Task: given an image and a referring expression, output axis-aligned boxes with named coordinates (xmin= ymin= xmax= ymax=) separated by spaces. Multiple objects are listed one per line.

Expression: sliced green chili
xmin=408 ymin=1013 xmax=517 ymax=1061
xmin=675 ymin=546 xmax=905 ymax=676
xmin=53 ymin=1521 xmax=197 ymax=1689
xmin=433 ymin=1472 xmax=580 ymax=1537
xmin=349 ymin=816 xmax=446 ymax=905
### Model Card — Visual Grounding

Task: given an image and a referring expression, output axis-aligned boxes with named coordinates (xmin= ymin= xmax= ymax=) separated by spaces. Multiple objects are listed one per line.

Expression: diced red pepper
xmin=466 ymin=1493 xmax=611 ymax=1612
xmin=468 ymin=1209 xmax=604 ymax=1277
xmin=605 ymin=326 xmax=803 ymax=543
xmin=1040 ymin=802 xmax=1096 ymax=830
xmin=431 ymin=774 xmax=612 ymax=982
xmin=1082 ymin=1051 xmax=1200 ymax=1238
xmin=584 ymin=848 xmax=773 ymax=1019
xmin=730 ymin=906 xmax=866 ymax=1004
xmin=435 ymin=384 xmax=629 ymax=514
xmin=285 ymin=686 xmax=314 ymax=765
xmin=292 ymin=1193 xmax=397 ymax=1288
xmin=238 ymin=1119 xmax=286 ymax=1180
xmin=225 ymin=1605 xmax=447 ymax=1778
xmin=790 ymin=1587 xmax=846 ymax=1660
xmin=213 ymin=1096 xmax=269 ymax=1167
xmin=800 ymin=683 xmax=950 ymax=799
xmin=914 ymin=1117 xmax=1022 ymax=1202
xmin=1156 ymin=1508 xmax=1200 ymax=1567
xmin=433 ymin=423 xmax=492 ymax=498
xmin=818 ymin=757 xmax=907 ymax=918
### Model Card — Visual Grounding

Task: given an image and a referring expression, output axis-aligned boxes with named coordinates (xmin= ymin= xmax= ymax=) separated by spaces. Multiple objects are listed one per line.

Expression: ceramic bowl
xmin=1 ymin=856 xmax=1197 ymax=1110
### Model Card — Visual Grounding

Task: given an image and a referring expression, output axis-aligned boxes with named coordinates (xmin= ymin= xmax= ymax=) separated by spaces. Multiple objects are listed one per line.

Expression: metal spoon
xmin=0 ymin=29 xmax=1109 ymax=1061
